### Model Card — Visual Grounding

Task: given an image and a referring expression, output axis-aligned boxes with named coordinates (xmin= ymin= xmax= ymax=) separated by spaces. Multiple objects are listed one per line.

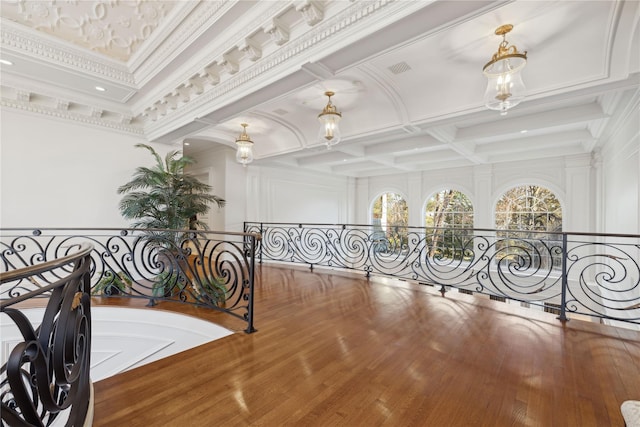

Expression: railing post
xmin=557 ymin=232 xmax=569 ymax=322
xmin=259 ymin=223 xmax=264 ymax=264
xmin=245 ymin=235 xmax=257 ymax=333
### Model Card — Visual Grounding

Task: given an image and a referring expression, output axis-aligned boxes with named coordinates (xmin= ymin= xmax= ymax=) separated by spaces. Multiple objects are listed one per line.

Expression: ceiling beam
xmin=365 ymin=135 xmax=441 ymax=155
xmin=394 ymin=148 xmax=459 ymax=164
xmin=456 ymin=102 xmax=607 ymax=141
xmin=475 ymin=129 xmax=594 ymax=154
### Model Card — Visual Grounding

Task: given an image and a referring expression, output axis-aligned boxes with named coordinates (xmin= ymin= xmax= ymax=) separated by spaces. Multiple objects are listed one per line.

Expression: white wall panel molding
xmin=355 ymin=178 xmax=370 ymax=224
xmin=492 ymin=159 xmax=565 ymax=191
xmin=368 ymin=173 xmax=409 ymax=198
xmin=564 ymin=154 xmax=595 ymax=232
xmin=600 ymin=89 xmax=640 ymax=159
xmin=600 ymin=89 xmax=639 ymax=233
xmin=406 ymin=172 xmax=423 ymax=227
xmin=472 ymin=164 xmax=494 ymax=229
xmin=420 ymin=167 xmax=474 ymax=194
xmin=347 ymin=177 xmax=357 ymax=224
xmin=246 ymin=165 xmax=348 ymax=224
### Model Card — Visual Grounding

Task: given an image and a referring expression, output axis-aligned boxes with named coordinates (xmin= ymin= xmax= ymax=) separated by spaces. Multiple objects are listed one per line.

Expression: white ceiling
xmin=1 ymin=0 xmax=638 ymax=177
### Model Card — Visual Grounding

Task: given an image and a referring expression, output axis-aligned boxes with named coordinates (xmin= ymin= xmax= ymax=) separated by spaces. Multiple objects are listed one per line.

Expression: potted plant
xmin=152 ymin=270 xmax=184 ymax=298
xmin=92 ymin=270 xmax=132 ymax=296
xmin=198 ymin=275 xmax=228 ymax=307
xmin=118 ymin=144 xmax=226 ymax=297
xmin=118 ymin=144 xmax=225 ymax=241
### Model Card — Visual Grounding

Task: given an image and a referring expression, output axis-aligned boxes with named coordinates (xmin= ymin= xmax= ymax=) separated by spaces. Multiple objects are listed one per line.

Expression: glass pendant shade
xmin=318 ymin=91 xmax=342 ymax=149
xmin=483 ymin=58 xmax=526 ymax=115
xmin=483 ymin=24 xmax=527 ymax=115
xmin=318 ymin=113 xmax=341 ymax=148
xmin=235 ymin=123 xmax=254 ymax=167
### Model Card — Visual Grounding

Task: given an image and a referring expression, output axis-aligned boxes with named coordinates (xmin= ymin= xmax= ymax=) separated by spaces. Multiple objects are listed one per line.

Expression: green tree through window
xmin=495 ymin=186 xmax=562 ymax=232
xmin=425 ymin=190 xmax=474 ymax=259
xmin=495 ymin=185 xmax=563 ymax=270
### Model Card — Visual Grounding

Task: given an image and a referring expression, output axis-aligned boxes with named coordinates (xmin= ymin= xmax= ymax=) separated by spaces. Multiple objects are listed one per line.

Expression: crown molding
xmin=1 ymin=19 xmax=133 ymax=85
xmin=130 ymin=1 xmax=232 ymax=86
xmin=131 ymin=1 xmax=287 ymax=112
xmin=1 ymin=97 xmax=144 ymax=135
xmin=1 ymin=74 xmax=134 ymax=116
xmin=143 ymin=0 xmax=423 ymax=140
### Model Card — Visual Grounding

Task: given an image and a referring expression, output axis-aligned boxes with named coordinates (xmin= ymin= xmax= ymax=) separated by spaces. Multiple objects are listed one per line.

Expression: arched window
xmin=424 ymin=190 xmax=474 ymax=260
xmin=371 ymin=192 xmax=408 ymax=253
xmin=494 ymin=185 xmax=563 ymax=269
xmin=425 ymin=190 xmax=474 ymax=229
xmin=495 ymin=185 xmax=562 ymax=232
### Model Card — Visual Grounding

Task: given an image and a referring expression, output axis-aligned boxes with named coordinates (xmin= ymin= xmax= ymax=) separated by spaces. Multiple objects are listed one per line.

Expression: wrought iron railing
xmin=0 ymin=228 xmax=259 ymax=333
xmin=244 ymin=222 xmax=640 ymax=327
xmin=1 ymin=243 xmax=93 ymax=427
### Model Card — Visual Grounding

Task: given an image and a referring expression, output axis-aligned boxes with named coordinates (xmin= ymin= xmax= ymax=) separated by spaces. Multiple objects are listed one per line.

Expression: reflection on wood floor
xmin=92 ymin=264 xmax=640 ymax=426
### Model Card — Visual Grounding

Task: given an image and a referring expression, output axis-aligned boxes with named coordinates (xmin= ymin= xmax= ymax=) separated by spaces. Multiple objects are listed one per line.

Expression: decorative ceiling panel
xmin=1 ymin=0 xmax=176 ymax=61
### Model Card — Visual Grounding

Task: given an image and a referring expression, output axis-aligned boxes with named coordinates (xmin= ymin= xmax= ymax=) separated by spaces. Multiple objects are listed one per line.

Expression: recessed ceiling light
xmin=0 ymin=59 xmax=13 ymax=66
xmin=520 ymin=129 xmax=528 ymax=134
xmin=184 ymin=142 xmax=190 ymax=146
xmin=95 ymin=86 xmax=106 ymax=92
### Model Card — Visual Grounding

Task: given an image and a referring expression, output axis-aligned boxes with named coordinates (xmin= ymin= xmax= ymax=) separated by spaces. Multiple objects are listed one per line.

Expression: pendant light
xmin=483 ymin=24 xmax=528 ymax=115
xmin=235 ymin=123 xmax=254 ymax=167
xmin=317 ymin=91 xmax=342 ymax=149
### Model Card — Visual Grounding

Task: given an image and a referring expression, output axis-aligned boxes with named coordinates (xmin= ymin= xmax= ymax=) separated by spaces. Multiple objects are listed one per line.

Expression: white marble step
xmin=1 ymin=306 xmax=233 ymax=382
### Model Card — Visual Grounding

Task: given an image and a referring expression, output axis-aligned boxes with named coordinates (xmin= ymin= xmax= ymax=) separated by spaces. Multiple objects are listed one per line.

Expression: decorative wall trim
xmin=0 ymin=97 xmax=144 ymax=135
xmin=144 ymin=0 xmax=412 ymax=139
xmin=132 ymin=1 xmax=231 ymax=86
xmin=132 ymin=1 xmax=288 ymax=112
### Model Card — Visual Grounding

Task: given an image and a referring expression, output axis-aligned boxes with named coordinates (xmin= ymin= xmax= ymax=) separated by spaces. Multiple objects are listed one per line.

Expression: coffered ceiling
xmin=1 ymin=0 xmax=638 ymax=177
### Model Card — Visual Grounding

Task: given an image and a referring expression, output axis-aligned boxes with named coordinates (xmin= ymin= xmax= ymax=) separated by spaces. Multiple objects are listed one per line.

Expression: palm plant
xmin=118 ymin=144 xmax=225 ymax=245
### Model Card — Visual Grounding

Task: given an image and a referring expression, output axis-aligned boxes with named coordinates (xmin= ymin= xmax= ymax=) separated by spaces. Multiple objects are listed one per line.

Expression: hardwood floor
xmin=92 ymin=264 xmax=640 ymax=426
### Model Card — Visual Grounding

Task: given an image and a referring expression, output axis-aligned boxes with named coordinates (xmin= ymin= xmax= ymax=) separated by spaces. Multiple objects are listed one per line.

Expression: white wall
xmin=246 ymin=165 xmax=349 ymax=225
xmin=0 ymin=108 xmax=174 ymax=228
xmin=185 ymin=145 xmax=229 ymax=232
xmin=600 ymin=92 xmax=640 ymax=234
xmin=2 ymin=100 xmax=638 ymax=235
xmin=188 ymin=146 xmax=351 ymax=231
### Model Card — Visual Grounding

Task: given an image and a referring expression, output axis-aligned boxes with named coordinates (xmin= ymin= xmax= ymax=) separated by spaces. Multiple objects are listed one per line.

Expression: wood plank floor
xmin=92 ymin=264 xmax=640 ymax=426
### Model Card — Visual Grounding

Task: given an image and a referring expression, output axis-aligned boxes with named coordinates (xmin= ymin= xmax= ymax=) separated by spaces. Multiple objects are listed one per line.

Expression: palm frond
xmin=135 ymin=144 xmax=165 ymax=170
xmin=118 ymin=144 xmax=226 ymax=233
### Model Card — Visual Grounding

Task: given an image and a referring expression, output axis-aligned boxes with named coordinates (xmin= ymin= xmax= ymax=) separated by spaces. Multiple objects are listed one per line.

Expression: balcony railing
xmin=1 ymin=243 xmax=93 ymax=427
xmin=244 ymin=222 xmax=640 ymax=327
xmin=1 ymin=228 xmax=259 ymax=333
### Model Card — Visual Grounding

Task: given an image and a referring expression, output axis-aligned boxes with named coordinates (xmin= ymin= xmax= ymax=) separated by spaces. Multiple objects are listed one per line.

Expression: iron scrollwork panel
xmin=1 ymin=246 xmax=93 ymax=427
xmin=1 ymin=229 xmax=258 ymax=333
